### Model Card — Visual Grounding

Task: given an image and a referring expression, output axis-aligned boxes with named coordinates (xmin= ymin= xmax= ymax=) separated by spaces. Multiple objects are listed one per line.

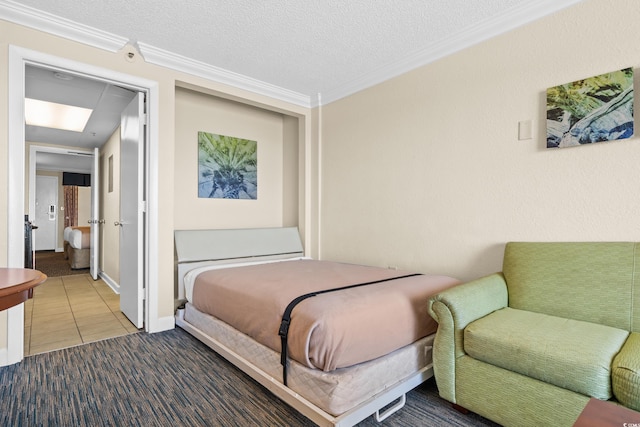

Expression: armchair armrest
xmin=427 ymin=273 xmax=508 ymax=402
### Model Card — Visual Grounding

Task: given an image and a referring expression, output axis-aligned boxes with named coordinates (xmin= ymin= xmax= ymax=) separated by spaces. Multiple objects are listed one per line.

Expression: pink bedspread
xmin=192 ymin=259 xmax=460 ymax=371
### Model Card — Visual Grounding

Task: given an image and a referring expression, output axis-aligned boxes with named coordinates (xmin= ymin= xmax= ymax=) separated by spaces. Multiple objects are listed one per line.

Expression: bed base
xmin=175 ymin=309 xmax=433 ymax=427
xmin=68 ymin=247 xmax=90 ymax=269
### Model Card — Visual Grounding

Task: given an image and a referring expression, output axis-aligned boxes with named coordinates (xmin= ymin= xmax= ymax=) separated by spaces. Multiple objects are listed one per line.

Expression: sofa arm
xmin=427 ymin=273 xmax=509 ymax=403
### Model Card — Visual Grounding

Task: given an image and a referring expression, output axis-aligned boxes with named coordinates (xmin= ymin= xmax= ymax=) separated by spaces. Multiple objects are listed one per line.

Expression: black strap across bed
xmin=277 ymin=273 xmax=422 ymax=386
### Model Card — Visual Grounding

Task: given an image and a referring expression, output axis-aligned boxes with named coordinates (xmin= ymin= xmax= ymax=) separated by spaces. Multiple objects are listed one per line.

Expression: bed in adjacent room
xmin=63 ymin=226 xmax=91 ymax=269
xmin=174 ymin=227 xmax=460 ymax=426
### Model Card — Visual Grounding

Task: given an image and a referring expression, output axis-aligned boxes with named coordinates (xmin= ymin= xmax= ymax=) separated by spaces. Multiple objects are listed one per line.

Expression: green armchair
xmin=428 ymin=242 xmax=640 ymax=427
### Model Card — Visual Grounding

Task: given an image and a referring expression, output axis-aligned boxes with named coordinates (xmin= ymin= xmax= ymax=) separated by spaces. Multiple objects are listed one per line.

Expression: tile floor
xmin=24 ymin=274 xmax=139 ymax=356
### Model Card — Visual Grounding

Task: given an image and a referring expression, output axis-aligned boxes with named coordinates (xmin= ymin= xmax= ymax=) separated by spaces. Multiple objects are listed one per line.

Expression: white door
xmin=34 ymin=175 xmax=58 ymax=251
xmin=119 ymin=93 xmax=145 ymax=328
xmin=90 ymin=147 xmax=100 ymax=280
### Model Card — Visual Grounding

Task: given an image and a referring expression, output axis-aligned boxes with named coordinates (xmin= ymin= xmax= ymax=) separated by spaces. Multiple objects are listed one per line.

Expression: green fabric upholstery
xmin=612 ymin=332 xmax=640 ymax=411
xmin=428 ymin=242 xmax=640 ymax=427
xmin=456 ymin=356 xmax=588 ymax=427
xmin=465 ymin=307 xmax=629 ymax=399
xmin=427 ymin=273 xmax=508 ymax=403
xmin=503 ymin=242 xmax=639 ymax=331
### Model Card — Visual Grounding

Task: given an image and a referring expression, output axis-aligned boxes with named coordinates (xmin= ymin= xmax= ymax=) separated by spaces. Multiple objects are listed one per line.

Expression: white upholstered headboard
xmin=174 ymin=227 xmax=304 ymax=300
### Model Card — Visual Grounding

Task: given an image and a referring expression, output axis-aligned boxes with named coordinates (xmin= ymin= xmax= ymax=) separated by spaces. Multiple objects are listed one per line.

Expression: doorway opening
xmin=25 ymin=71 xmax=142 ymax=353
xmin=7 ymin=45 xmax=162 ymax=365
xmin=28 ymin=146 xmax=94 ymax=276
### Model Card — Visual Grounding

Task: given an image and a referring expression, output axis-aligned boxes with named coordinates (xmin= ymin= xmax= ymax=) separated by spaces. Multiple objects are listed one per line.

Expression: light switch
xmin=518 ymin=120 xmax=532 ymax=140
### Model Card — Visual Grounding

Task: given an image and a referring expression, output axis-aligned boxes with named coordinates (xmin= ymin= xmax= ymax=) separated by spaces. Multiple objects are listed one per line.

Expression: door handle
xmin=114 ymin=221 xmax=124 ymax=227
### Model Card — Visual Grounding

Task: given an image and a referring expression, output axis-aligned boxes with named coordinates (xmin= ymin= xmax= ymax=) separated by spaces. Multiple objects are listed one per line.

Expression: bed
xmin=63 ymin=226 xmax=91 ymax=269
xmin=174 ymin=227 xmax=460 ymax=426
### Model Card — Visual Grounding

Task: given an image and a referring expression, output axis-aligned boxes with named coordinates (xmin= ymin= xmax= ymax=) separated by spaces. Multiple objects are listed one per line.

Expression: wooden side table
xmin=573 ymin=398 xmax=640 ymax=427
xmin=0 ymin=268 xmax=47 ymax=311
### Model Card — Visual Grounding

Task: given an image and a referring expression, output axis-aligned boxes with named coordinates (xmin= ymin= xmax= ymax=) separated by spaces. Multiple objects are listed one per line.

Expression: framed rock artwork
xmin=198 ymin=131 xmax=257 ymax=199
xmin=546 ymin=67 xmax=634 ymax=148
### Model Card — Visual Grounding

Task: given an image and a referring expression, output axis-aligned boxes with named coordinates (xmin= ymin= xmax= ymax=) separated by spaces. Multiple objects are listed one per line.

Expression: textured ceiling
xmin=7 ymin=0 xmax=583 ymax=103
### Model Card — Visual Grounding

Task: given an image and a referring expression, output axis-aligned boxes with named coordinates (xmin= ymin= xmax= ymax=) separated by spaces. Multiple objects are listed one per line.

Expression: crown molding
xmin=0 ymin=0 xmax=127 ymax=53
xmin=317 ymin=0 xmax=584 ymax=106
xmin=138 ymin=43 xmax=311 ymax=108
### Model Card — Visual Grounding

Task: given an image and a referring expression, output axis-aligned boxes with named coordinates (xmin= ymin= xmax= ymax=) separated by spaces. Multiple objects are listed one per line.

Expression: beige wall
xmin=174 ymin=88 xmax=295 ymax=230
xmin=77 ymin=186 xmax=91 ymax=227
xmin=319 ymin=0 xmax=640 ymax=281
xmin=100 ymin=128 xmax=121 ymax=283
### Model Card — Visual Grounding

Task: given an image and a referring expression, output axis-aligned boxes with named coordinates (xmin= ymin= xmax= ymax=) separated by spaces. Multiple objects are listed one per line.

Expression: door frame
xmin=7 ymin=45 xmax=162 ymax=365
xmin=118 ymin=93 xmax=145 ymax=328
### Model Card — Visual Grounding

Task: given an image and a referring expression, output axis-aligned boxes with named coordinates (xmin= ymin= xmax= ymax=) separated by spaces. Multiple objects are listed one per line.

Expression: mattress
xmin=186 ymin=259 xmax=460 ymax=371
xmin=63 ymin=226 xmax=74 ymax=242
xmin=68 ymin=226 xmax=91 ymax=249
xmin=182 ymin=302 xmax=434 ymax=416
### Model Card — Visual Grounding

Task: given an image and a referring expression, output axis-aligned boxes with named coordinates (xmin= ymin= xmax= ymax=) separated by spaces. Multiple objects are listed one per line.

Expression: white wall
xmin=319 ymin=0 xmax=640 ymax=281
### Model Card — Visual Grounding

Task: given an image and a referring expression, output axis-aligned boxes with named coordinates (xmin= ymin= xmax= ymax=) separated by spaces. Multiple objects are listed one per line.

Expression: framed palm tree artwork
xmin=198 ymin=131 xmax=258 ymax=199
xmin=546 ymin=67 xmax=634 ymax=148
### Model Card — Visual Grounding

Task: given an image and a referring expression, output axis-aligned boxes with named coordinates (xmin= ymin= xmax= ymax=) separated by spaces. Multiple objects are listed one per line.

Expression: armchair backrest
xmin=503 ymin=242 xmax=640 ymax=332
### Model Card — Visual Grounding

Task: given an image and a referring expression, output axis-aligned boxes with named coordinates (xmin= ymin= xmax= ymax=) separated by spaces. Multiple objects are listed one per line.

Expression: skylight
xmin=25 ymin=98 xmax=93 ymax=132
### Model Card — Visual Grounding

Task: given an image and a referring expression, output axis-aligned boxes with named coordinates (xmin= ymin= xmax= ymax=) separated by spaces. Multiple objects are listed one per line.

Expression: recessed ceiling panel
xmin=25 ymin=64 xmax=137 ymax=151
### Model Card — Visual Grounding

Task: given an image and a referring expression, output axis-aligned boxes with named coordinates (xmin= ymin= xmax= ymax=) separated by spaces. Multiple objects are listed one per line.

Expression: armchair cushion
xmin=464 ymin=307 xmax=629 ymax=400
xmin=612 ymin=332 xmax=640 ymax=411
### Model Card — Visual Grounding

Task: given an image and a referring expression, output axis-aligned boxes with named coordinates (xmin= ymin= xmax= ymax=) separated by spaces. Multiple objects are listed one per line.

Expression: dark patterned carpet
xmin=0 ymin=328 xmax=499 ymax=426
xmin=34 ymin=250 xmax=89 ymax=277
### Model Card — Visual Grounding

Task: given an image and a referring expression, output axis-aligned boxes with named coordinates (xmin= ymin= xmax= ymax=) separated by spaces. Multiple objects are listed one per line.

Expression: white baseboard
xmin=0 ymin=348 xmax=8 ymax=367
xmin=149 ymin=315 xmax=175 ymax=333
xmin=98 ymin=272 xmax=120 ymax=294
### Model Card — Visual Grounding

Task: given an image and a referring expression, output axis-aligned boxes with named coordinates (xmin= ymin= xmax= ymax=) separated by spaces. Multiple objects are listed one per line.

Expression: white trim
xmin=5 ymin=305 xmax=24 ymax=365
xmin=6 ymin=45 xmax=164 ymax=365
xmin=138 ymin=43 xmax=311 ymax=108
xmin=317 ymin=0 xmax=584 ymax=105
xmin=154 ymin=315 xmax=176 ymax=333
xmin=8 ymin=46 xmax=25 ymax=269
xmin=316 ymin=93 xmax=323 ymax=258
xmin=0 ymin=0 xmax=127 ymax=53
xmin=98 ymin=271 xmax=120 ymax=294
xmin=143 ymin=77 xmax=167 ymax=334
